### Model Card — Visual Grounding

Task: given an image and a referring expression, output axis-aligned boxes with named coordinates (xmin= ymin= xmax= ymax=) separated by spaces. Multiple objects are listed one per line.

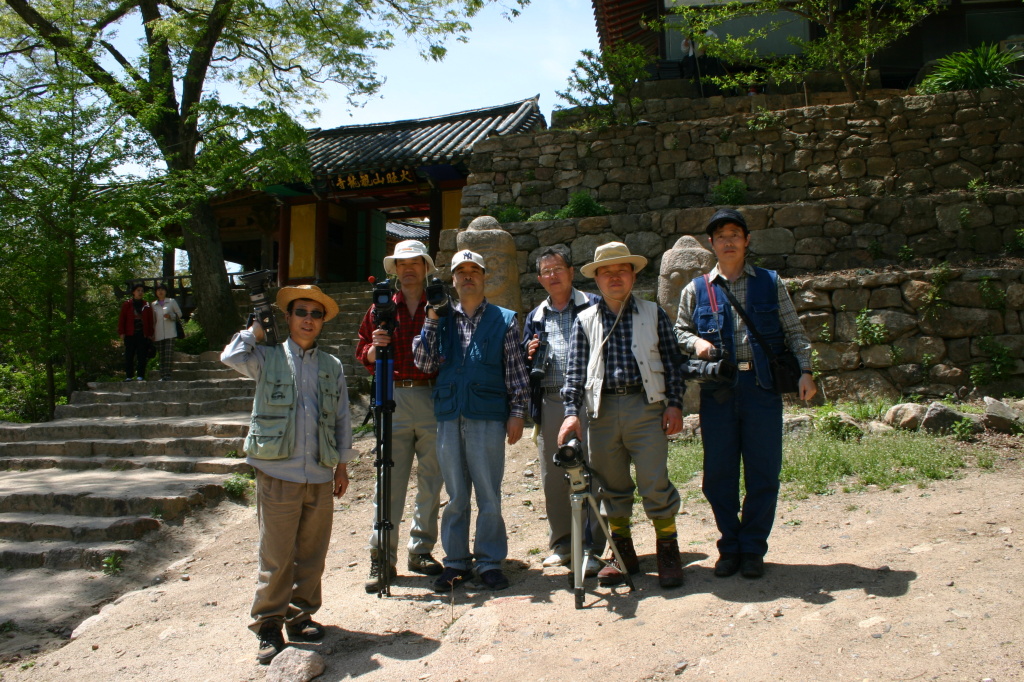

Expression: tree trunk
xmin=181 ymin=201 xmax=242 ymax=348
xmin=64 ymin=238 xmax=77 ymax=395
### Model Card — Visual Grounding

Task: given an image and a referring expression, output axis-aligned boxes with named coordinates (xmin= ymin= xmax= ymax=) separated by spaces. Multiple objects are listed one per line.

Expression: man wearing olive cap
xmin=221 ymin=284 xmax=356 ymax=664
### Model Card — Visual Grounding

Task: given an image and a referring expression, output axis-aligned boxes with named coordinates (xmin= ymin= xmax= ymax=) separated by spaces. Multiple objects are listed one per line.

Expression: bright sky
xmin=311 ymin=0 xmax=600 ymax=130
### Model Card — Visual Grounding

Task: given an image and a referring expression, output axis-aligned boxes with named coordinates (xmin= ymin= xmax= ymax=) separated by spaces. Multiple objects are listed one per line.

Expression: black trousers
xmin=124 ymin=333 xmax=148 ymax=379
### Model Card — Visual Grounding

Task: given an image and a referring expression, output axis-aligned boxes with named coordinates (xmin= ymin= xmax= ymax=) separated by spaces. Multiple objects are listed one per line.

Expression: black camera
xmin=236 ymin=269 xmax=280 ymax=346
xmin=425 ymin=276 xmax=452 ymax=317
xmin=688 ymin=346 xmax=737 ymax=383
xmin=553 ymin=438 xmax=584 ymax=469
xmin=530 ymin=332 xmax=550 ymax=386
xmin=371 ymin=278 xmax=398 ymax=334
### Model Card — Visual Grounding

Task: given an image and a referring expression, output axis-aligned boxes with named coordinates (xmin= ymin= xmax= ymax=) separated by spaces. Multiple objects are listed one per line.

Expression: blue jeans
xmin=436 ymin=416 xmax=507 ymax=574
xmin=699 ymin=371 xmax=783 ymax=557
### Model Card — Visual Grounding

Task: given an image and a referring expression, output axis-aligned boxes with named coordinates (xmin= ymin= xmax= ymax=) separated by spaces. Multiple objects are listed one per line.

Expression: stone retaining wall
xmin=461 ymin=88 xmax=1024 ymax=222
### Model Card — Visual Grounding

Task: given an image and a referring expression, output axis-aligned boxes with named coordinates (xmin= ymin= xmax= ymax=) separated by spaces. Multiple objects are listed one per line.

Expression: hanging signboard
xmin=333 ymin=168 xmax=419 ymax=191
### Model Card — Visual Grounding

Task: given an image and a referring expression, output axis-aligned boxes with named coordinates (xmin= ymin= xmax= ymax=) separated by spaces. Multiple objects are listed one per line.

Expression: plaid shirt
xmin=528 ymin=298 xmax=577 ymax=389
xmin=355 ymin=289 xmax=438 ymax=381
xmin=674 ymin=263 xmax=812 ymax=369
xmin=563 ymin=297 xmax=685 ymax=417
xmin=412 ymin=299 xmax=530 ymax=419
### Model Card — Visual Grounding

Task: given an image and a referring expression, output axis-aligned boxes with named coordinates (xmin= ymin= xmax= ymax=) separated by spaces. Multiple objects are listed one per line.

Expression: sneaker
xmin=714 ymin=552 xmax=741 ymax=577
xmin=364 ymin=557 xmax=395 ymax=594
xmin=123 ymin=377 xmax=134 ymax=382
xmin=432 ymin=566 xmax=471 ymax=593
xmin=655 ymin=538 xmax=684 ymax=588
xmin=478 ymin=568 xmax=510 ymax=591
xmin=597 ymin=536 xmax=639 ymax=587
xmin=542 ymin=551 xmax=570 ymax=567
xmin=740 ymin=553 xmax=765 ymax=578
xmin=286 ymin=619 xmax=325 ymax=641
xmin=408 ymin=552 xmax=443 ymax=576
xmin=256 ymin=622 xmax=285 ymax=665
xmin=584 ymin=555 xmax=603 ymax=578
xmin=135 ymin=376 xmax=145 ymax=381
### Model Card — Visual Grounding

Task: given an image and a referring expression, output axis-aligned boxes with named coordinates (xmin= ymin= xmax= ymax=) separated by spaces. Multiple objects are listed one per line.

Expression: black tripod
xmin=371 ymin=290 xmax=397 ymax=597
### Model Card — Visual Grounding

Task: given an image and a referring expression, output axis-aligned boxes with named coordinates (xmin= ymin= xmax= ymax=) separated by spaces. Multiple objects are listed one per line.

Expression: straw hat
xmin=383 ymin=239 xmax=437 ymax=275
xmin=275 ymin=285 xmax=340 ymax=322
xmin=579 ymin=242 xmax=648 ymax=278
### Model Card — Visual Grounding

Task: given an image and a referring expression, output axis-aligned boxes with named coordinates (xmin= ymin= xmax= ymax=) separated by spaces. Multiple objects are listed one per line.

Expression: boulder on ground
xmin=267 ymin=648 xmax=326 ymax=682
xmin=982 ymin=396 xmax=1024 ymax=434
xmin=883 ymin=403 xmax=927 ymax=430
xmin=920 ymin=401 xmax=965 ymax=434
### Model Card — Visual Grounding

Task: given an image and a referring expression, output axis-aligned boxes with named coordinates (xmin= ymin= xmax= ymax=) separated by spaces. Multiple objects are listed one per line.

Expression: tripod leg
xmin=587 ymin=496 xmax=634 ymax=591
xmin=569 ymin=493 xmax=585 ymax=609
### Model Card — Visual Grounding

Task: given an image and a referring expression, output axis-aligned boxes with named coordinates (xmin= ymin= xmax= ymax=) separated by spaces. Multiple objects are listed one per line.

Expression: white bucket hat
xmin=383 ymin=239 xmax=437 ymax=275
xmin=579 ymin=242 xmax=648 ymax=278
xmin=450 ymin=249 xmax=487 ymax=273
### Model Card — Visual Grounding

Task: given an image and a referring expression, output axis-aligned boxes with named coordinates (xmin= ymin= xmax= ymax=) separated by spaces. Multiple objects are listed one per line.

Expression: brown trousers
xmin=249 ymin=470 xmax=334 ymax=633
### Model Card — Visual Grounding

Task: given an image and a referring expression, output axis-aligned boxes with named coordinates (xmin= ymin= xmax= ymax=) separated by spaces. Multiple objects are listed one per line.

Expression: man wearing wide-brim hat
xmin=558 ymin=242 xmax=689 ymax=589
xmin=355 ymin=240 xmax=445 ymax=592
xmin=221 ymin=284 xmax=356 ymax=665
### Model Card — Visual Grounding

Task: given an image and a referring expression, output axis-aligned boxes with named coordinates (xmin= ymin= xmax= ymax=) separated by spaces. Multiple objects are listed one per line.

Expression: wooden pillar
xmin=429 ymin=187 xmax=442 ymax=258
xmin=314 ymin=200 xmax=328 ymax=283
xmin=277 ymin=202 xmax=290 ymax=286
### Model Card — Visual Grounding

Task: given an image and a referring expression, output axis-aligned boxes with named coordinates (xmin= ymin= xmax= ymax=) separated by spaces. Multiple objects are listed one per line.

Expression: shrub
xmin=970 ymin=336 xmax=1015 ymax=386
xmin=918 ymin=43 xmax=1023 ymax=94
xmin=175 ymin=318 xmax=209 ymax=355
xmin=746 ymin=107 xmax=783 ymax=131
xmin=555 ymin=191 xmax=609 ymax=219
xmin=897 ymin=245 xmax=914 ymax=263
xmin=491 ymin=204 xmax=528 ymax=224
xmin=101 ymin=554 xmax=123 ymax=575
xmin=950 ymin=418 xmax=976 ymax=442
xmin=710 ymin=177 xmax=748 ymax=205
xmin=978 ymin=277 xmax=1007 ymax=313
xmin=224 ymin=471 xmax=256 ymax=500
xmin=527 ymin=210 xmax=558 ymax=222
xmin=854 ymin=309 xmax=887 ymax=347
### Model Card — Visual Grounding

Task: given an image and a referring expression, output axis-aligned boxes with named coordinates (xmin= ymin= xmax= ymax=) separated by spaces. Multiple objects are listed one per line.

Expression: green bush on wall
xmin=175 ymin=318 xmax=209 ymax=355
xmin=711 ymin=177 xmax=748 ymax=205
xmin=917 ymin=43 xmax=1023 ymax=94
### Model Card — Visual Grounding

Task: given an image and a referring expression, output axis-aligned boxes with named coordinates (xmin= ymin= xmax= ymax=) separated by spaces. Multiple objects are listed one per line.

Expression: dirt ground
xmin=2 ymin=430 xmax=1022 ymax=682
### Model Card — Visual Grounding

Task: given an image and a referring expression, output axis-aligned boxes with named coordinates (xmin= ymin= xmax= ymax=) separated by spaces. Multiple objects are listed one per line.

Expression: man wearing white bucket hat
xmin=413 ymin=249 xmax=530 ymax=593
xmin=356 ymin=239 xmax=445 ymax=591
xmin=558 ymin=242 xmax=688 ymax=590
xmin=221 ymin=284 xmax=355 ymax=665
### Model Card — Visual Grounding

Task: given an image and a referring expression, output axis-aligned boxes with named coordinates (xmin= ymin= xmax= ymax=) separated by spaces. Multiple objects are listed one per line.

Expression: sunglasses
xmin=291 ymin=308 xmax=325 ymax=320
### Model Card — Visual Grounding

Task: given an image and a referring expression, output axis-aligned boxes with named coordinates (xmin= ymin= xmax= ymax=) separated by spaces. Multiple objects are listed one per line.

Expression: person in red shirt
xmin=355 ymin=240 xmax=444 ymax=591
xmin=117 ymin=282 xmax=155 ymax=381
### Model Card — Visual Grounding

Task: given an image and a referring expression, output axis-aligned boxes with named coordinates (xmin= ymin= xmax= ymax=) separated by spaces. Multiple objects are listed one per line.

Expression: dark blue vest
xmin=692 ymin=268 xmax=788 ymax=390
xmin=433 ymin=303 xmax=516 ymax=422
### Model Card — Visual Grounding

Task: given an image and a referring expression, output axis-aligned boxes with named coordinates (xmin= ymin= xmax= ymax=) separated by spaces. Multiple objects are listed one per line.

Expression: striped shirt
xmin=674 ymin=263 xmax=812 ymax=369
xmin=563 ymin=296 xmax=685 ymax=417
xmin=412 ymin=299 xmax=530 ymax=419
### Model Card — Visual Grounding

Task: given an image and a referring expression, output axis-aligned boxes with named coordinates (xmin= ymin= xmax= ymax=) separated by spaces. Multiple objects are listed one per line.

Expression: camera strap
xmin=702 ymin=274 xmax=726 ymax=349
xmin=711 ymin=275 xmax=784 ymax=364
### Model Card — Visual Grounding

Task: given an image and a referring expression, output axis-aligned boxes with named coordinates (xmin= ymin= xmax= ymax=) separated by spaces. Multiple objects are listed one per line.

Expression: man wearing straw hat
xmin=356 ymin=239 xmax=445 ymax=592
xmin=222 ymin=284 xmax=356 ymax=665
xmin=558 ymin=242 xmax=688 ymax=589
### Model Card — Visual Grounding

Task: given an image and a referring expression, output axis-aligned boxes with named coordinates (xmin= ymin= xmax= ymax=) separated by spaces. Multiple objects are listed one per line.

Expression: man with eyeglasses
xmin=355 ymin=240 xmax=445 ymax=592
xmin=221 ymin=284 xmax=356 ymax=665
xmin=521 ymin=245 xmax=604 ymax=576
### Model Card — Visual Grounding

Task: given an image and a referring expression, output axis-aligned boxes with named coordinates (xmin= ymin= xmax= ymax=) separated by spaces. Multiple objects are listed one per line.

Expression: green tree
xmin=0 ymin=63 xmax=162 ymax=419
xmin=556 ymin=43 xmax=654 ymax=126
xmin=1 ymin=0 xmax=529 ymax=346
xmin=668 ymin=0 xmax=943 ymax=101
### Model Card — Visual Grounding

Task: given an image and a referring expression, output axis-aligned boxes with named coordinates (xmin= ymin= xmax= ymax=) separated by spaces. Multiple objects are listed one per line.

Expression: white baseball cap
xmin=450 ymin=249 xmax=486 ymax=272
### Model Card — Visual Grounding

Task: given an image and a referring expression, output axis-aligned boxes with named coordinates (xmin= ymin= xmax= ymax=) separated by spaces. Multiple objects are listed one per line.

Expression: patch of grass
xmin=0 ymin=620 xmax=16 ymax=633
xmin=101 ymin=554 xmax=123 ymax=576
xmin=844 ymin=504 xmax=859 ymax=512
xmin=950 ymin=418 xmax=976 ymax=442
xmin=528 ymin=210 xmax=558 ymax=222
xmin=978 ymin=277 xmax=1006 ymax=313
xmin=667 ymin=437 xmax=704 ymax=488
xmin=353 ymin=422 xmax=374 ymax=437
xmin=150 ymin=506 xmax=163 ymax=519
xmin=839 ymin=398 xmax=895 ymax=422
xmin=527 ymin=547 xmax=542 ymax=556
xmin=223 ymin=471 xmax=256 ymax=500
xmin=223 ymin=449 xmax=242 ymax=458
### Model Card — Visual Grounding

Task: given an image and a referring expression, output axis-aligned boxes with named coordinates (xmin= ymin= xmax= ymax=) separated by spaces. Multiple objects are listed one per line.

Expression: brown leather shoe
xmin=655 ymin=538 xmax=684 ymax=588
xmin=597 ymin=536 xmax=640 ymax=586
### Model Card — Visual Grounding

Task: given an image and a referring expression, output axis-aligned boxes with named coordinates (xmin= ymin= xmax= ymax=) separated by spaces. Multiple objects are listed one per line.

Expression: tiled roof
xmin=592 ymin=0 xmax=660 ymax=52
xmin=305 ymin=97 xmax=545 ymax=176
xmin=386 ymin=220 xmax=429 ymax=241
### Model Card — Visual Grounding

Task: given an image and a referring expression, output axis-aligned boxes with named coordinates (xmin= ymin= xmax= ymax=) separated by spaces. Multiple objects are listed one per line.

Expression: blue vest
xmin=692 ymin=268 xmax=788 ymax=390
xmin=433 ymin=304 xmax=516 ymax=422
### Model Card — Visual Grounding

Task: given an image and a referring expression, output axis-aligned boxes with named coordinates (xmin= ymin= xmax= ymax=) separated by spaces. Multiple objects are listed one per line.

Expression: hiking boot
xmin=714 ymin=553 xmax=741 ymax=577
xmin=597 ymin=536 xmax=639 ymax=586
xmin=478 ymin=568 xmax=510 ymax=591
xmin=432 ymin=566 xmax=471 ymax=593
xmin=286 ymin=619 xmax=325 ymax=641
xmin=408 ymin=552 xmax=443 ymax=576
xmin=655 ymin=538 xmax=684 ymax=588
xmin=256 ymin=622 xmax=285 ymax=665
xmin=364 ymin=557 xmax=395 ymax=594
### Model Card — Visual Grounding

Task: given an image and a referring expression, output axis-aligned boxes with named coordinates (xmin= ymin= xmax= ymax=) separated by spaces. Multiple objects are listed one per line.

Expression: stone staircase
xmin=0 ymin=351 xmax=252 ymax=572
xmin=313 ymin=282 xmax=373 ymax=393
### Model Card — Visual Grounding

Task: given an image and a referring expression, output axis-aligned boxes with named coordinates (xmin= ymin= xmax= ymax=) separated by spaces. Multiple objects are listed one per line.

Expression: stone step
xmin=70 ymin=386 xmax=253 ymax=405
xmin=0 ymin=454 xmax=250 ymax=475
xmin=0 ymin=414 xmax=249 ymax=443
xmin=0 ymin=512 xmax=161 ymax=543
xmin=54 ymin=396 xmax=255 ymax=419
xmin=0 ymin=468 xmax=227 ymax=520
xmin=0 ymin=435 xmax=245 ymax=458
xmin=0 ymin=539 xmax=137 ymax=570
xmin=86 ymin=377 xmax=254 ymax=393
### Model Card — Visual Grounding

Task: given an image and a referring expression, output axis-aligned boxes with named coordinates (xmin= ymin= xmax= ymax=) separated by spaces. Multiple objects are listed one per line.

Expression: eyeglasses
xmin=291 ymin=308 xmax=325 ymax=320
xmin=539 ymin=266 xmax=568 ymax=278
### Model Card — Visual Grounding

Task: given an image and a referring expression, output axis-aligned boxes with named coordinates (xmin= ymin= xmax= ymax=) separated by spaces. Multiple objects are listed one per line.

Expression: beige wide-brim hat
xmin=383 ymin=239 xmax=437 ymax=275
xmin=276 ymin=285 xmax=340 ymax=322
xmin=579 ymin=242 xmax=648 ymax=278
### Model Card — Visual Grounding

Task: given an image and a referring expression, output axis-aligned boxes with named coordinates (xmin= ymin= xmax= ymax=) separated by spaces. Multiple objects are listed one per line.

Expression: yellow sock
xmin=608 ymin=517 xmax=631 ymax=538
xmin=653 ymin=517 xmax=677 ymax=540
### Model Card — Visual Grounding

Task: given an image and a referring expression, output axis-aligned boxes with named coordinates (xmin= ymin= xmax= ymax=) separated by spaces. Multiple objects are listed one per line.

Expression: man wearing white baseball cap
xmin=558 ymin=242 xmax=688 ymax=590
xmin=355 ymin=240 xmax=445 ymax=591
xmin=413 ymin=249 xmax=530 ymax=593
